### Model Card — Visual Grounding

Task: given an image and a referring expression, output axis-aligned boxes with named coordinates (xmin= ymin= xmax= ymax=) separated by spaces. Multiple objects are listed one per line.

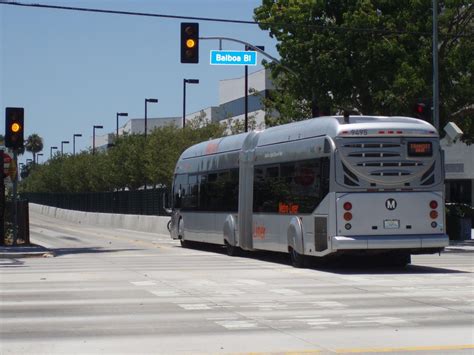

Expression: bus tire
xmin=225 ymin=240 xmax=241 ymax=256
xmin=289 ymin=247 xmax=305 ymax=268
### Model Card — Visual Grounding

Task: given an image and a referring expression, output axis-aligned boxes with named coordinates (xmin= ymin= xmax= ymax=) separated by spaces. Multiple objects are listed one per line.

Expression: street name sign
xmin=210 ymin=50 xmax=257 ymax=66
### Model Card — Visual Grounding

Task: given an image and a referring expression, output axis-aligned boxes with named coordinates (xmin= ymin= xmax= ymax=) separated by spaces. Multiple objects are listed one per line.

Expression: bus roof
xmin=180 ymin=116 xmax=438 ymax=159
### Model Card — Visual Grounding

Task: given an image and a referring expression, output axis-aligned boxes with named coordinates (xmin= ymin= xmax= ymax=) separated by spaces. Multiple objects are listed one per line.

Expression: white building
xmin=184 ymin=68 xmax=273 ymax=129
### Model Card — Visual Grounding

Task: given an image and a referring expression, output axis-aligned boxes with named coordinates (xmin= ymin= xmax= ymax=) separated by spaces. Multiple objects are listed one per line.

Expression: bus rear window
xmin=407 ymin=142 xmax=432 ymax=157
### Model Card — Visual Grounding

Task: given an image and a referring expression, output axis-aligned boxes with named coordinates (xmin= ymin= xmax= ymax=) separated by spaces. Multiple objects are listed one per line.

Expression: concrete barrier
xmin=30 ymin=203 xmax=170 ymax=235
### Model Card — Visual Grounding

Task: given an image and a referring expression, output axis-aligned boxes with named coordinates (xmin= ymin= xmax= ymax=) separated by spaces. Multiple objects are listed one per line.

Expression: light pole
xmin=183 ymin=79 xmax=199 ymax=129
xmin=116 ymin=112 xmax=128 ymax=140
xmin=144 ymin=98 xmax=158 ymax=138
xmin=73 ymin=133 xmax=82 ymax=155
xmin=61 ymin=140 xmax=70 ymax=155
xmin=93 ymin=125 xmax=103 ymax=155
xmin=50 ymin=146 xmax=58 ymax=159
xmin=36 ymin=153 xmax=43 ymax=164
xmin=245 ymin=45 xmax=264 ymax=132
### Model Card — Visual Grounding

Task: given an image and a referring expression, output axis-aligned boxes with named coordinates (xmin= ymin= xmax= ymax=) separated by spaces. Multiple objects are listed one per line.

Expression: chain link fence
xmin=22 ymin=188 xmax=170 ymax=216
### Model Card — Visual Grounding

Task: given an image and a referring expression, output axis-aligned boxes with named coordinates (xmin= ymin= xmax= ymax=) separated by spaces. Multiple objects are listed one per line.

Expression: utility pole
xmin=432 ymin=0 xmax=439 ymax=130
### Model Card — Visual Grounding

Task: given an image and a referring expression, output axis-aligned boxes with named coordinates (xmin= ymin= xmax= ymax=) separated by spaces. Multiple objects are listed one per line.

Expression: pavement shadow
xmin=179 ymin=242 xmax=469 ymax=275
xmin=50 ymin=247 xmax=144 ymax=257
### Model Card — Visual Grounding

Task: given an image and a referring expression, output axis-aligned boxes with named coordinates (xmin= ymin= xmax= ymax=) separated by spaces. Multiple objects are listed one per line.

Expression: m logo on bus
xmin=385 ymin=198 xmax=397 ymax=210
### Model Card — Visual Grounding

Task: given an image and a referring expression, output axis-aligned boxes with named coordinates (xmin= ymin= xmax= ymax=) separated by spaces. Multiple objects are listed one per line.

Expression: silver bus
xmin=169 ymin=115 xmax=448 ymax=267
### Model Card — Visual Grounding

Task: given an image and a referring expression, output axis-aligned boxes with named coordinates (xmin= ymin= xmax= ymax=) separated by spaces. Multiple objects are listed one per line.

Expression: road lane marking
xmin=215 ymin=320 xmax=259 ymax=329
xmin=131 ymin=281 xmax=156 ymax=286
xmin=178 ymin=303 xmax=212 ymax=310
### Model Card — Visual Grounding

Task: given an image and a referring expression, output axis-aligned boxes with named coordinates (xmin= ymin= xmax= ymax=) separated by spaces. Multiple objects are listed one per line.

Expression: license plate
xmin=384 ymin=219 xmax=400 ymax=229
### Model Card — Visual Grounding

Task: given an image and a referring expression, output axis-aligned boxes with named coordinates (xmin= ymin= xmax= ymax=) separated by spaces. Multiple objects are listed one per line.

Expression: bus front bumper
xmin=331 ymin=234 xmax=449 ymax=251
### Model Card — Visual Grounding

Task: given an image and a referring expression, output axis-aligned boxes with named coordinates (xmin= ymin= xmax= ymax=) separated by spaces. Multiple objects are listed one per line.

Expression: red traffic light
xmin=416 ymin=103 xmax=426 ymax=114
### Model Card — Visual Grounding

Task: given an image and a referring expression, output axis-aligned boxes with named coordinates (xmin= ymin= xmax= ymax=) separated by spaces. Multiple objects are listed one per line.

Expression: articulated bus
xmin=168 ymin=115 xmax=448 ymax=267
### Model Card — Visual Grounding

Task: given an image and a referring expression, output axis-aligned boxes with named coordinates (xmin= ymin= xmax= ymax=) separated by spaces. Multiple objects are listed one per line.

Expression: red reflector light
xmin=430 ymin=210 xmax=438 ymax=219
xmin=343 ymin=202 xmax=352 ymax=211
xmin=344 ymin=212 xmax=353 ymax=221
xmin=430 ymin=200 xmax=438 ymax=209
xmin=378 ymin=130 xmax=385 ymax=134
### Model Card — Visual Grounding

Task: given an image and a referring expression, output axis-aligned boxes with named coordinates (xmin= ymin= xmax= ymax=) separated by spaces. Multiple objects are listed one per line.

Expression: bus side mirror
xmin=162 ymin=193 xmax=172 ymax=215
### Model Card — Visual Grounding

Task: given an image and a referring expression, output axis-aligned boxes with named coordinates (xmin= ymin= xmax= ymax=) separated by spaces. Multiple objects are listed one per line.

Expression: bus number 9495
xmin=350 ymin=129 xmax=368 ymax=136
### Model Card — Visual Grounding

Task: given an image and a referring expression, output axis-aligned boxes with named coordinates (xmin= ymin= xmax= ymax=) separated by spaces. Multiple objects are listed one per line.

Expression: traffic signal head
xmin=5 ymin=107 xmax=24 ymax=150
xmin=181 ymin=22 xmax=199 ymax=63
xmin=413 ymin=101 xmax=431 ymax=122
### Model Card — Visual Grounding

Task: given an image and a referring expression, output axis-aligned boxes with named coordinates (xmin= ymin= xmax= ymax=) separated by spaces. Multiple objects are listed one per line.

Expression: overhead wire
xmin=0 ymin=1 xmax=473 ymax=38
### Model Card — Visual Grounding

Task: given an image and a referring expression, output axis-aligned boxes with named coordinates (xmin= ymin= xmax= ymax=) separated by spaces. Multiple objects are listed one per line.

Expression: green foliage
xmin=20 ymin=122 xmax=226 ymax=193
xmin=254 ymin=0 xmax=473 ymax=141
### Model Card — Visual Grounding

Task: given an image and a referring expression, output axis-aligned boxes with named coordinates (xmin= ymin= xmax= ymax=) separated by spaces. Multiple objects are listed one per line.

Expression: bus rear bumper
xmin=331 ymin=234 xmax=449 ymax=251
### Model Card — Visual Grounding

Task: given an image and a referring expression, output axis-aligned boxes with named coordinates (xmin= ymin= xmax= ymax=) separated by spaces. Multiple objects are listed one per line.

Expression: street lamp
xmin=61 ymin=140 xmax=70 ymax=155
xmin=93 ymin=125 xmax=103 ymax=155
xmin=50 ymin=146 xmax=58 ymax=159
xmin=144 ymin=98 xmax=158 ymax=138
xmin=116 ymin=112 xmax=128 ymax=139
xmin=36 ymin=153 xmax=43 ymax=164
xmin=73 ymin=133 xmax=82 ymax=155
xmin=183 ymin=79 xmax=199 ymax=129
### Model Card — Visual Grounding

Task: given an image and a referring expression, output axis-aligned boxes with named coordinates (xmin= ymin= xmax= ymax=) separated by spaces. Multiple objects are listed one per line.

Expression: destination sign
xmin=210 ymin=50 xmax=257 ymax=66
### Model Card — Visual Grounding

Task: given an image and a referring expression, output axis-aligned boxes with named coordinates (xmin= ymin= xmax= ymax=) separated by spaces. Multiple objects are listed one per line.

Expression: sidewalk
xmin=0 ymin=244 xmax=54 ymax=258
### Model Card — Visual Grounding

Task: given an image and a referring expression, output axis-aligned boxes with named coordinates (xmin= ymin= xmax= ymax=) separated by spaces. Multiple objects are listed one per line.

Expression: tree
xmin=25 ymin=133 xmax=44 ymax=163
xmin=254 ymin=0 xmax=473 ymax=142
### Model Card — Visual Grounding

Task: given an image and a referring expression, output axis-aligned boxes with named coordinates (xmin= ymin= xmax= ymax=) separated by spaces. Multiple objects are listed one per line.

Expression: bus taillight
xmin=343 ymin=202 xmax=352 ymax=211
xmin=430 ymin=210 xmax=438 ymax=219
xmin=344 ymin=212 xmax=353 ymax=221
xmin=430 ymin=200 xmax=438 ymax=209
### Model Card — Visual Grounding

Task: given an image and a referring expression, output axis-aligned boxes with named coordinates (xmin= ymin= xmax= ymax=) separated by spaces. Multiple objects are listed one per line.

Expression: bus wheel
xmin=289 ymin=247 xmax=305 ymax=268
xmin=225 ymin=240 xmax=240 ymax=256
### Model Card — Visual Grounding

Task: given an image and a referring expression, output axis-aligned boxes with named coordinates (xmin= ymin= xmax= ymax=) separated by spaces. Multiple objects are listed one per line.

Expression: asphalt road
xmin=1 ymin=211 xmax=473 ymax=354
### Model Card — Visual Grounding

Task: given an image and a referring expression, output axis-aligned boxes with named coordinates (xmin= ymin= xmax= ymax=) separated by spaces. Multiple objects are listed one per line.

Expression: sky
xmin=0 ymin=0 xmax=279 ymax=165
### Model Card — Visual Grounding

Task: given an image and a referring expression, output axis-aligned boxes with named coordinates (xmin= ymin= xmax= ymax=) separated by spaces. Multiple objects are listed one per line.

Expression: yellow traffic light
xmin=186 ymin=39 xmax=196 ymax=48
xmin=180 ymin=22 xmax=199 ymax=63
xmin=11 ymin=122 xmax=21 ymax=133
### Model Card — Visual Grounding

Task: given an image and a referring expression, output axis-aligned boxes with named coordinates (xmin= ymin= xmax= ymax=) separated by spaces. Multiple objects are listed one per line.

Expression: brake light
xmin=343 ymin=202 xmax=352 ymax=211
xmin=430 ymin=200 xmax=438 ymax=209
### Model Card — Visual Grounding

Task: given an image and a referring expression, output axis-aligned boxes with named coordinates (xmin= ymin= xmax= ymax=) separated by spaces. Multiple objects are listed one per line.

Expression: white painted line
xmin=178 ymin=304 xmax=212 ymax=310
xmin=131 ymin=281 xmax=156 ymax=286
xmin=215 ymin=320 xmax=259 ymax=329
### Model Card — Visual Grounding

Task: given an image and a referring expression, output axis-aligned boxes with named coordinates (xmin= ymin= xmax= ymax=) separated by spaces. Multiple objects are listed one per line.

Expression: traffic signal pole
xmin=12 ymin=151 xmax=18 ymax=245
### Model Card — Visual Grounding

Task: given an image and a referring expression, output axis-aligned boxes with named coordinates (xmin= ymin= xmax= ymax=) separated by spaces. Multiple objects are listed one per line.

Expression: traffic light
xmin=413 ymin=100 xmax=432 ymax=122
xmin=180 ymin=22 xmax=199 ymax=63
xmin=5 ymin=107 xmax=24 ymax=150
